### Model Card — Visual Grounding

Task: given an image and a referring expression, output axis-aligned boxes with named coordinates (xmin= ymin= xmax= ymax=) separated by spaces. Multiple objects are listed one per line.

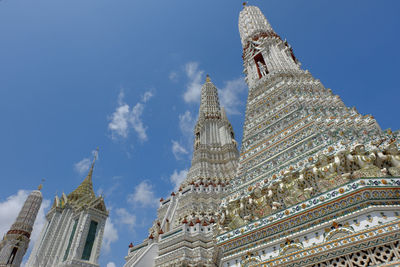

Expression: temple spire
xmin=238 ymin=5 xmax=273 ymax=46
xmin=198 ymin=74 xmax=221 ymax=119
xmin=206 ymin=74 xmax=211 ymax=82
xmin=68 ymin=148 xmax=98 ymax=202
xmin=86 ymin=148 xmax=98 ymax=180
xmin=0 ymin=187 xmax=42 ymax=267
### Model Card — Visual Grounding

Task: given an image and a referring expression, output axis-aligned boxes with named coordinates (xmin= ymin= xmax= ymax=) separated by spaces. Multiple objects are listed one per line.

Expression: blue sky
xmin=0 ymin=0 xmax=399 ymax=266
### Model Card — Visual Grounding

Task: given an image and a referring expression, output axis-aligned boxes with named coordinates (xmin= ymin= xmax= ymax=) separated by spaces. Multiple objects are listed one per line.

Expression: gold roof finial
xmin=206 ymin=74 xmax=211 ymax=82
xmin=38 ymin=178 xmax=45 ymax=191
xmin=243 ymin=2 xmax=247 ymax=7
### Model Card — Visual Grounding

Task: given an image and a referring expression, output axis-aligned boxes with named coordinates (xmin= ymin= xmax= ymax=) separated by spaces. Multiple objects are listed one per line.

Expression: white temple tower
xmin=124 ymin=75 xmax=239 ymax=267
xmin=215 ymin=4 xmax=400 ymax=267
xmin=0 ymin=186 xmax=43 ymax=267
xmin=231 ymin=3 xmax=382 ymax=208
xmin=26 ymin=151 xmax=108 ymax=267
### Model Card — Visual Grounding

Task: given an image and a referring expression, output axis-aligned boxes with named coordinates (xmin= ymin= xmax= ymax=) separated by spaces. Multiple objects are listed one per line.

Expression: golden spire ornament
xmin=38 ymin=178 xmax=45 ymax=190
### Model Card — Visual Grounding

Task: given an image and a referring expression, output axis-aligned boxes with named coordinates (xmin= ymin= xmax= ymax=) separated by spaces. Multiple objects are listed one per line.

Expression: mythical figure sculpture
xmin=313 ymin=155 xmax=337 ymax=179
xmin=267 ymin=180 xmax=283 ymax=211
xmin=298 ymin=168 xmax=315 ymax=197
xmin=217 ymin=205 xmax=232 ymax=233
xmin=279 ymin=172 xmax=304 ymax=206
xmin=313 ymin=151 xmax=351 ymax=192
xmin=348 ymin=144 xmax=384 ymax=178
xmin=378 ymin=143 xmax=400 ymax=176
xmin=239 ymin=196 xmax=258 ymax=223
xmin=252 ymin=187 xmax=270 ymax=218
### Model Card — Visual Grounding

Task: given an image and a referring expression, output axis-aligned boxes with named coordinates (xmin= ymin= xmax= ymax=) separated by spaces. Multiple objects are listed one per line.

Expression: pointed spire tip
xmin=206 ymin=74 xmax=211 ymax=83
xmin=89 ymin=147 xmax=99 ymax=177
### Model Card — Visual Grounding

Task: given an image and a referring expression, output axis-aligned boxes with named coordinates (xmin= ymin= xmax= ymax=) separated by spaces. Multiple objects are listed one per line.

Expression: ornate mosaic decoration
xmin=124 ymin=4 xmax=400 ymax=267
xmin=215 ymin=5 xmax=400 ymax=267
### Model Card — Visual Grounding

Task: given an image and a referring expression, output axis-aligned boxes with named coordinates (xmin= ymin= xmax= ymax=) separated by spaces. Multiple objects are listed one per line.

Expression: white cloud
xmin=130 ymin=103 xmax=147 ymax=142
xmin=169 ymin=111 xmax=196 ymax=160
xmin=116 ymin=208 xmax=136 ymax=231
xmin=171 ymin=140 xmax=188 ymax=160
xmin=219 ymin=77 xmax=247 ymax=115
xmin=73 ymin=150 xmax=98 ymax=175
xmin=117 ymin=89 xmax=125 ymax=105
xmin=0 ymin=190 xmax=50 ymax=249
xmin=108 ymin=89 xmax=152 ymax=142
xmin=102 ymin=218 xmax=118 ymax=254
xmin=170 ymin=169 xmax=188 ymax=190
xmin=108 ymin=103 xmax=130 ymax=139
xmin=107 ymin=263 xmax=116 ymax=267
xmin=169 ymin=111 xmax=196 ymax=161
xmin=74 ymin=158 xmax=91 ymax=175
xmin=97 ymin=180 xmax=121 ymax=199
xmin=169 ymin=71 xmax=178 ymax=82
xmin=128 ymin=181 xmax=158 ymax=207
xmin=168 ymin=71 xmax=178 ymax=82
xmin=142 ymin=91 xmax=154 ymax=103
xmin=183 ymin=62 xmax=204 ymax=103
xmin=179 ymin=110 xmax=195 ymax=137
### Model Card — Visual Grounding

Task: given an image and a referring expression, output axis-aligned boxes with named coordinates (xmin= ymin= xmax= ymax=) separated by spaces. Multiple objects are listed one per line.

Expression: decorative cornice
xmin=217 ymin=178 xmax=400 ymax=244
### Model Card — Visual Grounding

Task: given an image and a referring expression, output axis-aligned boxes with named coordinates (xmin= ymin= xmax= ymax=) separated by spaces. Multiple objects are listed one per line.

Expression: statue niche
xmin=254 ymin=53 xmax=268 ymax=78
xmin=194 ymin=132 xmax=200 ymax=149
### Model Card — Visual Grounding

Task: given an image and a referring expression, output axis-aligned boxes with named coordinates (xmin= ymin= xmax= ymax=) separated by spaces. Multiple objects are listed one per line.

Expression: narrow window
xmin=254 ymin=53 xmax=268 ymax=78
xmin=7 ymin=247 xmax=18 ymax=264
xmin=63 ymin=219 xmax=78 ymax=261
xmin=81 ymin=220 xmax=98 ymax=261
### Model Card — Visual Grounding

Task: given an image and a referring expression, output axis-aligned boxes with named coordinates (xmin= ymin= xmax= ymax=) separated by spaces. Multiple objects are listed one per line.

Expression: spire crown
xmin=239 ymin=5 xmax=273 ymax=46
xmin=199 ymin=75 xmax=221 ymax=119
